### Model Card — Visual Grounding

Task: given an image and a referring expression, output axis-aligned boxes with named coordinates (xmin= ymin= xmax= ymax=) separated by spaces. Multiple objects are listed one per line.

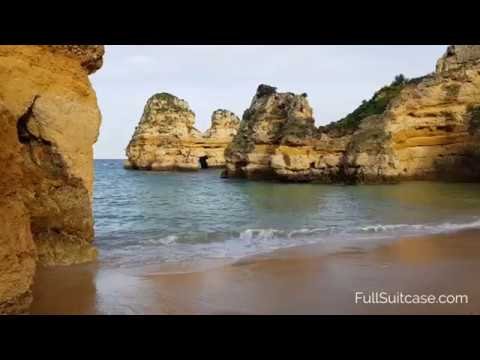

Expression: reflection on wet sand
xmin=31 ymin=264 xmax=98 ymax=315
xmin=31 ymin=230 xmax=480 ymax=315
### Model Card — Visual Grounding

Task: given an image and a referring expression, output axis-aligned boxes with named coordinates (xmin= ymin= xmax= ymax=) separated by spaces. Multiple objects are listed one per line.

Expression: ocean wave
xmin=98 ymin=219 xmax=480 ymax=268
xmin=239 ymin=229 xmax=283 ymax=242
xmin=110 ymin=219 xmax=480 ymax=251
xmin=360 ymin=218 xmax=480 ymax=234
xmin=146 ymin=235 xmax=178 ymax=245
xmin=235 ymin=228 xmax=334 ymax=244
xmin=232 ymin=219 xmax=480 ymax=242
xmin=139 ymin=228 xmax=329 ymax=248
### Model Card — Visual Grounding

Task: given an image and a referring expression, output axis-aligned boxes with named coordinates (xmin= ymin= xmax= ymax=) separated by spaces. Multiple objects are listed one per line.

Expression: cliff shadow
xmin=432 ymin=151 xmax=480 ymax=182
xmin=199 ymin=155 xmax=209 ymax=169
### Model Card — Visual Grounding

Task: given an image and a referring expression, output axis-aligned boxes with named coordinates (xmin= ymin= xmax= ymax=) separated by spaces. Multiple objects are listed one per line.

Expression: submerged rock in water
xmin=0 ymin=45 xmax=104 ymax=313
xmin=126 ymin=94 xmax=240 ymax=171
xmin=224 ymin=46 xmax=480 ymax=183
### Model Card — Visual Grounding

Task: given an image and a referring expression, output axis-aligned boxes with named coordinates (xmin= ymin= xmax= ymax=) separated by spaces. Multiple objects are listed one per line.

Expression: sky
xmin=91 ymin=45 xmax=447 ymax=159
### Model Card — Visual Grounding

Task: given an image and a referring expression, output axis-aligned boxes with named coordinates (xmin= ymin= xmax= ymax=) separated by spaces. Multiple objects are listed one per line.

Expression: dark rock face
xmin=256 ymin=84 xmax=277 ymax=98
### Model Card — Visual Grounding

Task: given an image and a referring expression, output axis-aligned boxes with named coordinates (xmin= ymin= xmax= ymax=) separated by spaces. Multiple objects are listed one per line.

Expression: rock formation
xmin=125 ymin=93 xmax=240 ymax=170
xmin=436 ymin=45 xmax=480 ymax=73
xmin=0 ymin=45 xmax=104 ymax=313
xmin=224 ymin=46 xmax=480 ymax=183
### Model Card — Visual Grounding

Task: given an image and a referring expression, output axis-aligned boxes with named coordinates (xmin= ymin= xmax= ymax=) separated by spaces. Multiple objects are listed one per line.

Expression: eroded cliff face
xmin=0 ymin=45 xmax=104 ymax=313
xmin=436 ymin=45 xmax=480 ymax=73
xmin=224 ymin=46 xmax=480 ymax=183
xmin=0 ymin=103 xmax=36 ymax=314
xmin=224 ymin=84 xmax=331 ymax=181
xmin=341 ymin=45 xmax=480 ymax=183
xmin=125 ymin=93 xmax=240 ymax=170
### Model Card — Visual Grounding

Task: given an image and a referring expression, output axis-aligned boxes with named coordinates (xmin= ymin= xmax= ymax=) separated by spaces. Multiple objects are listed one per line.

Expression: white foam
xmin=287 ymin=227 xmax=330 ymax=238
xmin=100 ymin=219 xmax=480 ymax=268
xmin=360 ymin=218 xmax=480 ymax=234
xmin=147 ymin=235 xmax=178 ymax=245
xmin=239 ymin=229 xmax=283 ymax=242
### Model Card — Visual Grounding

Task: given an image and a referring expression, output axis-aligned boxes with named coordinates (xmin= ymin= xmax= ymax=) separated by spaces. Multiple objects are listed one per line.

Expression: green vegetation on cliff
xmin=147 ymin=92 xmax=194 ymax=114
xmin=323 ymin=74 xmax=411 ymax=136
xmin=226 ymin=119 xmax=255 ymax=155
xmin=152 ymin=92 xmax=177 ymax=101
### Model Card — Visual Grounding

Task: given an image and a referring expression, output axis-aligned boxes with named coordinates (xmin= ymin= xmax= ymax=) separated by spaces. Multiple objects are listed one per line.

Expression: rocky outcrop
xmin=224 ymin=46 xmax=480 ymax=183
xmin=224 ymin=85 xmax=329 ymax=181
xmin=0 ymin=103 xmax=36 ymax=314
xmin=0 ymin=45 xmax=103 ymax=313
xmin=436 ymin=45 xmax=480 ymax=73
xmin=125 ymin=93 xmax=240 ymax=170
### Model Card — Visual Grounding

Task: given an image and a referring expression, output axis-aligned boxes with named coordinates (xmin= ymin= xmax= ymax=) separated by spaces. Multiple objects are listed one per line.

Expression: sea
xmin=94 ymin=159 xmax=480 ymax=268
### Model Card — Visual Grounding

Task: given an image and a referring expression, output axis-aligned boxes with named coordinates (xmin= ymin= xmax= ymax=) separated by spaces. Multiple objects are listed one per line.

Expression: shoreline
xmin=30 ymin=228 xmax=480 ymax=314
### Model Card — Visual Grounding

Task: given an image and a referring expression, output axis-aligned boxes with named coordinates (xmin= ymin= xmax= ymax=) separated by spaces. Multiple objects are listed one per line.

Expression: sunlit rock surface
xmin=0 ymin=45 xmax=104 ymax=313
xmin=224 ymin=46 xmax=480 ymax=183
xmin=126 ymin=94 xmax=240 ymax=170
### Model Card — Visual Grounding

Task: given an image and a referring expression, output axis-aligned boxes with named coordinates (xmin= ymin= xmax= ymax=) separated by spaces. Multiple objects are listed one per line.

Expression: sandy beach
xmin=30 ymin=229 xmax=480 ymax=315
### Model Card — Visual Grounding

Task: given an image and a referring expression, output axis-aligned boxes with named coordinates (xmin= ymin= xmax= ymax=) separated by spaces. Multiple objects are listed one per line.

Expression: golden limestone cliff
xmin=125 ymin=93 xmax=240 ymax=170
xmin=0 ymin=45 xmax=104 ymax=313
xmin=224 ymin=46 xmax=480 ymax=183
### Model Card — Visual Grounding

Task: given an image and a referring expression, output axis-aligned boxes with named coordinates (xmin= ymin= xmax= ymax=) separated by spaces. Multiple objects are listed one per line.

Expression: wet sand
xmin=31 ymin=229 xmax=480 ymax=314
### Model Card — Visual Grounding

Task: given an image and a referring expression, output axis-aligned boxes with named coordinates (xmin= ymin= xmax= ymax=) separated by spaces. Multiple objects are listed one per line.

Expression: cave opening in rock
xmin=199 ymin=156 xmax=209 ymax=169
xmin=16 ymin=96 xmax=51 ymax=146
xmin=17 ymin=98 xmax=37 ymax=144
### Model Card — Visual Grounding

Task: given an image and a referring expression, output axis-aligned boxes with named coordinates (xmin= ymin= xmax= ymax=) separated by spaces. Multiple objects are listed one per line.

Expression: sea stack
xmin=224 ymin=84 xmax=325 ymax=181
xmin=125 ymin=93 xmax=240 ymax=170
xmin=0 ymin=45 xmax=104 ymax=313
xmin=224 ymin=46 xmax=480 ymax=183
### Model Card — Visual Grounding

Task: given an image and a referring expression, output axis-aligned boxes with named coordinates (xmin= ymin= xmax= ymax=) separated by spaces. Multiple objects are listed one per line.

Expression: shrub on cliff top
xmin=152 ymin=92 xmax=177 ymax=101
xmin=392 ymin=74 xmax=407 ymax=86
xmin=148 ymin=92 xmax=193 ymax=114
xmin=323 ymin=74 xmax=410 ymax=136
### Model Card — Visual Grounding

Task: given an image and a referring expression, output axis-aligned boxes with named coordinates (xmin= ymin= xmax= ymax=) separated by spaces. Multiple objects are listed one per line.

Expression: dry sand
xmin=30 ymin=229 xmax=480 ymax=314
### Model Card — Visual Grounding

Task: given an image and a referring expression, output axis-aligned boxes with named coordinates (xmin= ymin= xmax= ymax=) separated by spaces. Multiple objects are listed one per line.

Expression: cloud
xmin=124 ymin=54 xmax=156 ymax=66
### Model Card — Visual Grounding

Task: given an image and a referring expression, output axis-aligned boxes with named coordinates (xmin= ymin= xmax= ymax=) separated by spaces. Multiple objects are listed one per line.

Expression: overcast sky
xmin=91 ymin=45 xmax=447 ymax=159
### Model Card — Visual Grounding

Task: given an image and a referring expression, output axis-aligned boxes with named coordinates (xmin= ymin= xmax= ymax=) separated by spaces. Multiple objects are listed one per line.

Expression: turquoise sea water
xmin=94 ymin=159 xmax=480 ymax=267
